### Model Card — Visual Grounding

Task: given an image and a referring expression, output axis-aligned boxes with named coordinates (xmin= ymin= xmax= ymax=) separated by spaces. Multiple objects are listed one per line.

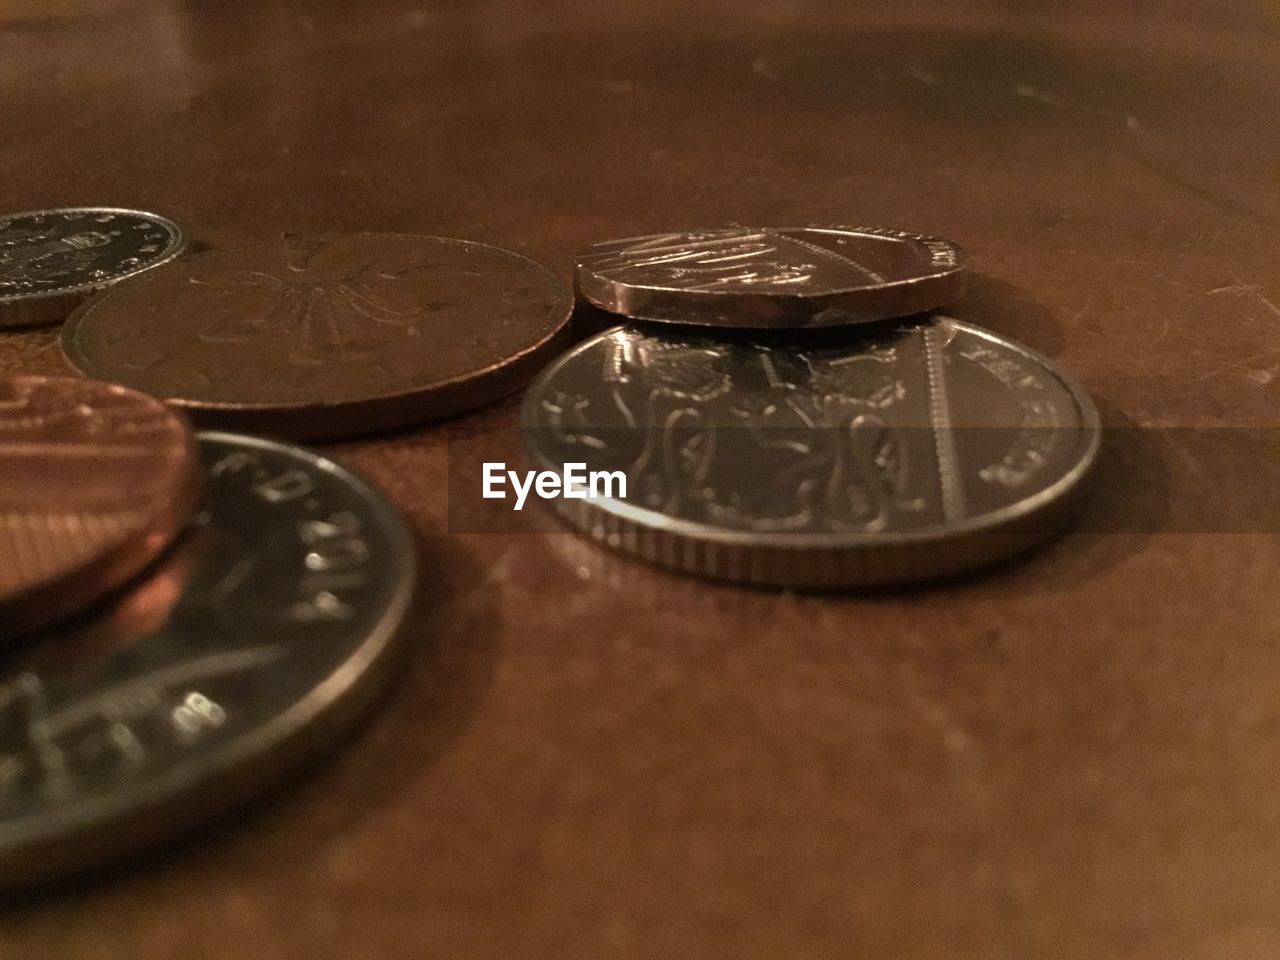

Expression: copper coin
xmin=0 ymin=208 xmax=186 ymax=329
xmin=60 ymin=234 xmax=574 ymax=440
xmin=0 ymin=375 xmax=201 ymax=637
xmin=575 ymin=225 xmax=967 ymax=329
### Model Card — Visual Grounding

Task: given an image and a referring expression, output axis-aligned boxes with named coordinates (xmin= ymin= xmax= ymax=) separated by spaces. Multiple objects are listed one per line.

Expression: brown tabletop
xmin=3 ymin=2 xmax=1279 ymax=957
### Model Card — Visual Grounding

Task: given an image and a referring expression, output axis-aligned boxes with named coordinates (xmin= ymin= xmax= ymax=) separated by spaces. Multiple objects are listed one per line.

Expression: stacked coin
xmin=0 ymin=207 xmax=1101 ymax=887
xmin=0 ymin=431 xmax=415 ymax=888
xmin=0 ymin=205 xmax=592 ymax=887
xmin=523 ymin=226 xmax=1100 ymax=586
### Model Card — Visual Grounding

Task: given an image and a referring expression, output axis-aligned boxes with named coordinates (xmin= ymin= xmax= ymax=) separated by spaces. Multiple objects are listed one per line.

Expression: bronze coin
xmin=60 ymin=234 xmax=574 ymax=440
xmin=0 ymin=375 xmax=201 ymax=637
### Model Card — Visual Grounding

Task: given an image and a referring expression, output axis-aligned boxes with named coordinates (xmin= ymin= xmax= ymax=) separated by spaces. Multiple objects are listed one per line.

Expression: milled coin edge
xmin=520 ymin=319 xmax=1101 ymax=586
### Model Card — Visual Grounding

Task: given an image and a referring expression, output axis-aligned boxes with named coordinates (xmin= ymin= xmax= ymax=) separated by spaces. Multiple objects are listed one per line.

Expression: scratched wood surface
xmin=2 ymin=2 xmax=1279 ymax=958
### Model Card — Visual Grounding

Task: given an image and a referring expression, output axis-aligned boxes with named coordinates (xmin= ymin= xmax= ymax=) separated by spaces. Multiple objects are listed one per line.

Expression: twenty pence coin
xmin=574 ymin=225 xmax=966 ymax=329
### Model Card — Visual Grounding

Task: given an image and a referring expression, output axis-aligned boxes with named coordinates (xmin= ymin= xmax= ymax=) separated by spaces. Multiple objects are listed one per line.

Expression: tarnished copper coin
xmin=0 ymin=376 xmax=200 ymax=637
xmin=60 ymin=234 xmax=574 ymax=440
xmin=575 ymin=226 xmax=967 ymax=329
xmin=0 ymin=208 xmax=186 ymax=328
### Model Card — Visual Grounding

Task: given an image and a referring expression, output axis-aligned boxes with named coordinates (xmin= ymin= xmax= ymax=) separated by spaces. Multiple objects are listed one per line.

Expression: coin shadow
xmin=952 ymin=273 xmax=1068 ymax=358
xmin=831 ymin=397 xmax=1172 ymax=597
xmin=0 ymin=529 xmax=503 ymax=905
xmin=533 ymin=396 xmax=1169 ymax=599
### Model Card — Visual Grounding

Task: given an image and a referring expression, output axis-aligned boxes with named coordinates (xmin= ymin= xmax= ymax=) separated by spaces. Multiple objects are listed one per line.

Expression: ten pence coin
xmin=0 ymin=431 xmax=415 ymax=889
xmin=61 ymin=234 xmax=574 ymax=440
xmin=521 ymin=317 xmax=1099 ymax=588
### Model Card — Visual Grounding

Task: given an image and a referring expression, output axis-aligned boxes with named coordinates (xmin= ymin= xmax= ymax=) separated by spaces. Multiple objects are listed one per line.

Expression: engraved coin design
xmin=575 ymin=226 xmax=968 ymax=329
xmin=0 ymin=376 xmax=201 ymax=638
xmin=522 ymin=319 xmax=1099 ymax=587
xmin=0 ymin=432 xmax=415 ymax=889
xmin=576 ymin=225 xmax=962 ymax=330
xmin=61 ymin=234 xmax=574 ymax=440
xmin=0 ymin=208 xmax=186 ymax=328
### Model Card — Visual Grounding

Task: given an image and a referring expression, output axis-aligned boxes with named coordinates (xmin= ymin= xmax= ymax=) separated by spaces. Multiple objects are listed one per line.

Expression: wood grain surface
xmin=2 ymin=2 xmax=1279 ymax=957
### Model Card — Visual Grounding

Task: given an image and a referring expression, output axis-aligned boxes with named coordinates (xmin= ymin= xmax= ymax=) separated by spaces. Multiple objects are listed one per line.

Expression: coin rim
xmin=59 ymin=233 xmax=574 ymax=437
xmin=520 ymin=318 xmax=1101 ymax=551
xmin=0 ymin=207 xmax=188 ymax=306
xmin=0 ymin=431 xmax=417 ymax=885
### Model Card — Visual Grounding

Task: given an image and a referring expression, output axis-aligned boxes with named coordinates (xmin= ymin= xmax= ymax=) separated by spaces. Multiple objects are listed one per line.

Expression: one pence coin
xmin=0 ymin=208 xmax=186 ymax=328
xmin=575 ymin=225 xmax=966 ymax=328
xmin=61 ymin=234 xmax=574 ymax=440
xmin=521 ymin=317 xmax=1099 ymax=588
xmin=0 ymin=431 xmax=415 ymax=889
xmin=0 ymin=376 xmax=201 ymax=637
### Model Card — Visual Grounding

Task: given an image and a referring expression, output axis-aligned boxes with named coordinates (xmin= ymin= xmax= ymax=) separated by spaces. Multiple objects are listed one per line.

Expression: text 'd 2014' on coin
xmin=0 ymin=431 xmax=415 ymax=889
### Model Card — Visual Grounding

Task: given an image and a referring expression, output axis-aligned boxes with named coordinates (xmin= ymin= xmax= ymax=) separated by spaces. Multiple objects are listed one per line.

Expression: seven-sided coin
xmin=575 ymin=226 xmax=966 ymax=329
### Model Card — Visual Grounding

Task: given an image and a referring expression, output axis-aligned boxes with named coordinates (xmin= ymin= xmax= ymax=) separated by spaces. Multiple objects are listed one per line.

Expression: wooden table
xmin=2 ymin=2 xmax=1278 ymax=957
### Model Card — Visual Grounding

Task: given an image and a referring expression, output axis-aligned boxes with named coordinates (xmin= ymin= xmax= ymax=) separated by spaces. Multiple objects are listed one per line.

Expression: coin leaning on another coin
xmin=0 ymin=208 xmax=187 ymax=328
xmin=0 ymin=375 xmax=201 ymax=638
xmin=0 ymin=432 xmax=416 ymax=890
xmin=60 ymin=234 xmax=575 ymax=440
xmin=521 ymin=317 xmax=1100 ymax=588
xmin=574 ymin=226 xmax=967 ymax=329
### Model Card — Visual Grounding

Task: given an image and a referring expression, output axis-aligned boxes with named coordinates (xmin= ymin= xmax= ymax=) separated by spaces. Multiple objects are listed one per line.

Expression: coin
xmin=0 ymin=376 xmax=201 ymax=638
xmin=0 ymin=208 xmax=186 ymax=328
xmin=0 ymin=431 xmax=415 ymax=889
xmin=521 ymin=318 xmax=1100 ymax=587
xmin=575 ymin=226 xmax=967 ymax=329
xmin=61 ymin=234 xmax=574 ymax=440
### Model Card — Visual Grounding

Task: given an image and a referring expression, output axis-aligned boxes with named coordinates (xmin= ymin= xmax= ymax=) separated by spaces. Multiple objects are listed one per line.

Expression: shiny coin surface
xmin=574 ymin=226 xmax=967 ymax=329
xmin=521 ymin=318 xmax=1099 ymax=587
xmin=0 ymin=431 xmax=415 ymax=889
xmin=62 ymin=234 xmax=574 ymax=440
xmin=0 ymin=376 xmax=201 ymax=638
xmin=0 ymin=208 xmax=186 ymax=328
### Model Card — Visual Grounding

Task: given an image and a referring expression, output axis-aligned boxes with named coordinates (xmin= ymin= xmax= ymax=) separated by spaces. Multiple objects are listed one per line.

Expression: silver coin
xmin=574 ymin=226 xmax=967 ymax=329
xmin=0 ymin=207 xmax=187 ymax=328
xmin=521 ymin=318 xmax=1099 ymax=587
xmin=0 ymin=432 xmax=415 ymax=889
